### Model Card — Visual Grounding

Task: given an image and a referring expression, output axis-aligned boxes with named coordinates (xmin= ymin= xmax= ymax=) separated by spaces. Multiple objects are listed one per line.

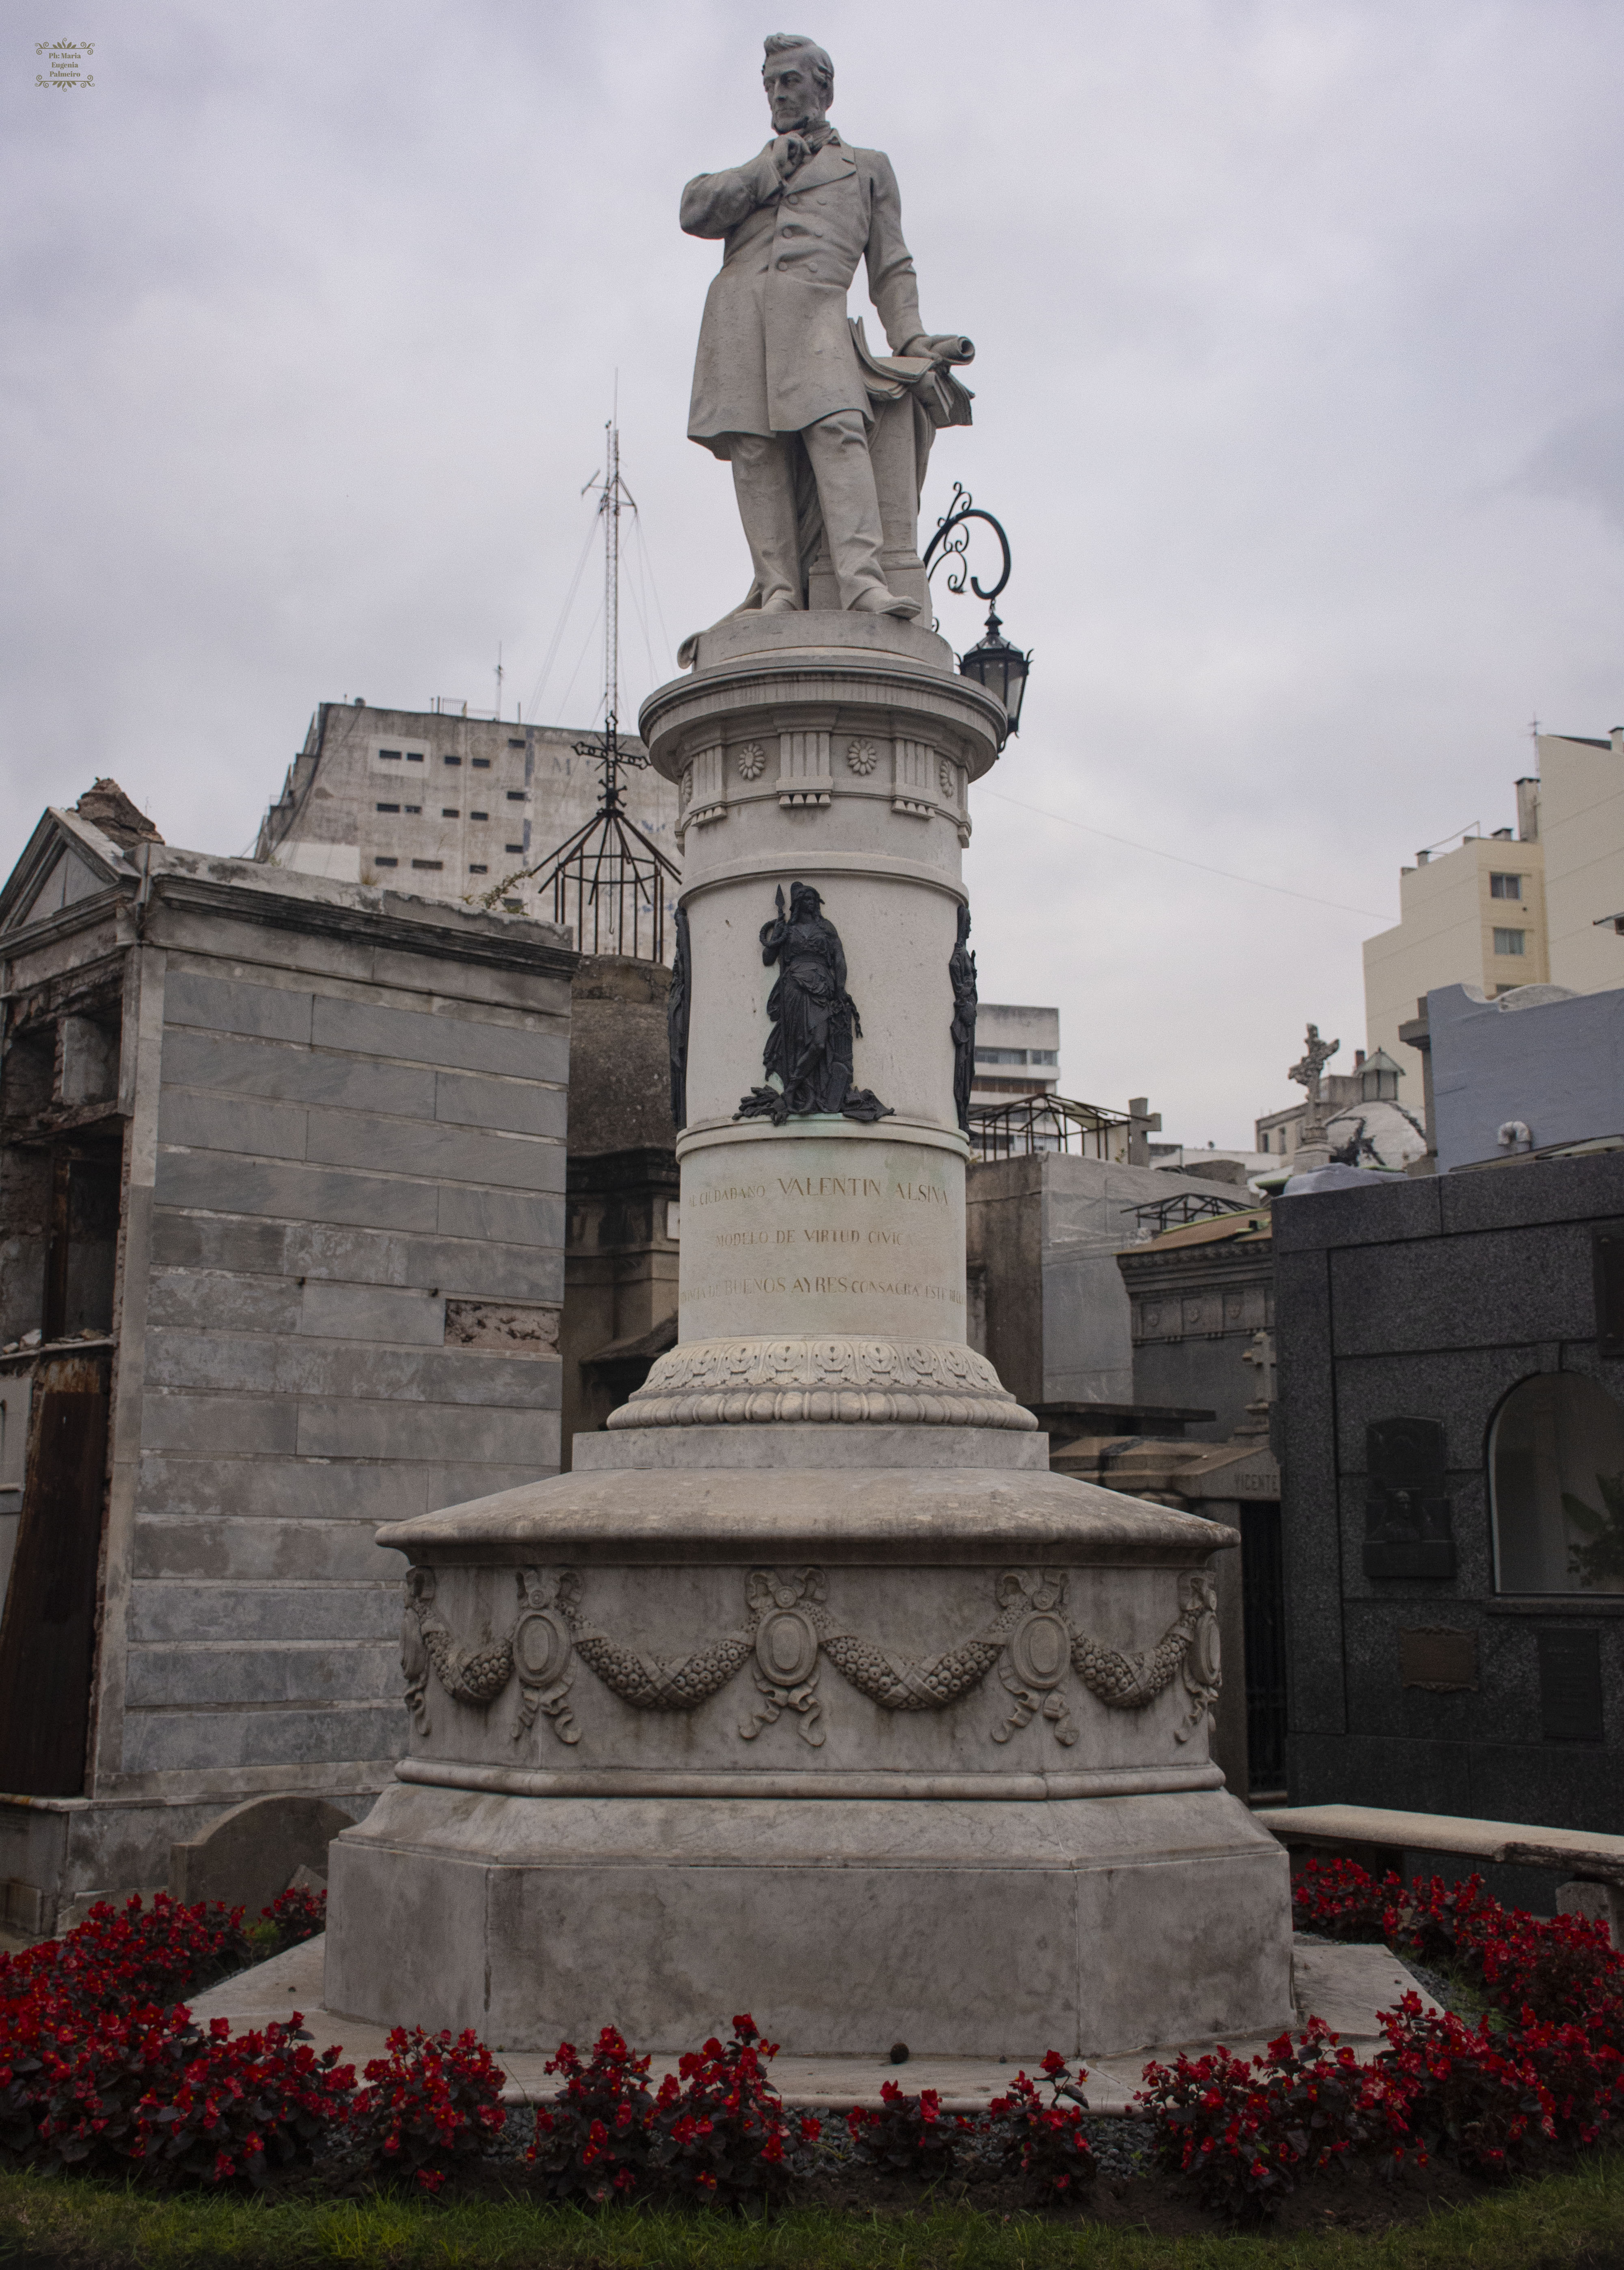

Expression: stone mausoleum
xmin=0 ymin=785 xmax=574 ymax=1929
xmin=1275 ymin=1150 xmax=1624 ymax=1888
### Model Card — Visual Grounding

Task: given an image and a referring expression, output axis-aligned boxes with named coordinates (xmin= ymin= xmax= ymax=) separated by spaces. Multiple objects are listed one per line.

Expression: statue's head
xmin=788 ymin=881 xmax=823 ymax=922
xmin=762 ymin=33 xmax=833 ymax=133
xmin=956 ymin=903 xmax=972 ymax=945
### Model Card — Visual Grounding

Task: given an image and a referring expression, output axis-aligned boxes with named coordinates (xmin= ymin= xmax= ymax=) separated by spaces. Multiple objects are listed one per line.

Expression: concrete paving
xmin=187 ymin=1933 xmax=1437 ymax=2117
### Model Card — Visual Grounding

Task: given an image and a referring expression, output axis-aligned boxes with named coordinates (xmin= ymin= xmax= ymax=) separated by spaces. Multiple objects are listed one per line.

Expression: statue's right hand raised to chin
xmin=769 ymin=132 xmax=809 ymax=180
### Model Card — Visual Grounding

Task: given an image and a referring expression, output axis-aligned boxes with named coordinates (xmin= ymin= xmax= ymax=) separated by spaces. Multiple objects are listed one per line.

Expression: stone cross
xmin=1288 ymin=1024 xmax=1339 ymax=1111
xmin=1242 ymin=1329 xmax=1276 ymax=1403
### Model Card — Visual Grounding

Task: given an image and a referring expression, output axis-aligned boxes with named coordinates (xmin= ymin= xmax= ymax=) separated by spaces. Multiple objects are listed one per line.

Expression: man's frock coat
xmin=681 ymin=136 xmax=925 ymax=452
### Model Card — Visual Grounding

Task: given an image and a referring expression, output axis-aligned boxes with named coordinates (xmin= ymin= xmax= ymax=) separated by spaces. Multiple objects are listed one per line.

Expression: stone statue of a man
xmin=682 ymin=33 xmax=967 ymax=621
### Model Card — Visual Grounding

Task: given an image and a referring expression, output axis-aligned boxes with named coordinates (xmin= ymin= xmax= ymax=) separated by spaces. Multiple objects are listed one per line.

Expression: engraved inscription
xmin=683 ymin=1163 xmax=961 ymax=1310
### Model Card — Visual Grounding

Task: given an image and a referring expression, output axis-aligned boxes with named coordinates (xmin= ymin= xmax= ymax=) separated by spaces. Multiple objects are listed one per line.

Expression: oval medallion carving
xmin=1007 ymin=1608 xmax=1071 ymax=1691
xmin=755 ymin=1606 xmax=820 ymax=1690
xmin=513 ymin=1608 xmax=572 ymax=1690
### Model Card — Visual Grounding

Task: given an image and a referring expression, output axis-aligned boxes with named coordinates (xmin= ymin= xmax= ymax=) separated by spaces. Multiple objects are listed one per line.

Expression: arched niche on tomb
xmin=1490 ymin=1372 xmax=1624 ymax=1596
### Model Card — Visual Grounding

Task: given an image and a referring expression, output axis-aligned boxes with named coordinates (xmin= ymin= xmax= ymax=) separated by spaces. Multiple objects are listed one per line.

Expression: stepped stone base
xmin=323 ymin=1439 xmax=1295 ymax=2059
xmin=326 ymin=1781 xmax=1290 ymax=2058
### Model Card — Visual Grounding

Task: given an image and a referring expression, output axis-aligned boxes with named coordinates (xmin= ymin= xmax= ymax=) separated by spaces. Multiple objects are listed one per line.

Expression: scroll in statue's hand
xmin=903 ymin=333 xmax=976 ymax=367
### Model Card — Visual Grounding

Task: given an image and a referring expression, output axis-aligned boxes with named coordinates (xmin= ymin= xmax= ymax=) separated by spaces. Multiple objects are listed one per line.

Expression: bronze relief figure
xmin=736 ymin=881 xmax=892 ymax=1125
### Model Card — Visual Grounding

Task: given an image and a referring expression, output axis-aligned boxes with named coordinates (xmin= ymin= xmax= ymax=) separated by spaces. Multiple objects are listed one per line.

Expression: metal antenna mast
xmin=477 ymin=409 xmax=677 ymax=958
xmin=603 ymin=416 xmax=622 ymax=744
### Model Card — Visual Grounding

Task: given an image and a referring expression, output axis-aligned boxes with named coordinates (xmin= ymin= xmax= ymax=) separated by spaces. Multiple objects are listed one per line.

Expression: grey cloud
xmin=3 ymin=0 xmax=1623 ymax=1140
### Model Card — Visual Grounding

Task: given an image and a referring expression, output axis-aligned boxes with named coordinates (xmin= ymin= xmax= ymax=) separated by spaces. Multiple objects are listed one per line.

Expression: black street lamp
xmin=957 ymin=605 xmax=1030 ymax=735
xmin=921 ymin=482 xmax=1033 ymax=735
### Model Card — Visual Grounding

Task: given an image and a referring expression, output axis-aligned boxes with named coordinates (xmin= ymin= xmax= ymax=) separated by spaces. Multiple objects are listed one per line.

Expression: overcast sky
xmin=6 ymin=0 xmax=1623 ymax=1145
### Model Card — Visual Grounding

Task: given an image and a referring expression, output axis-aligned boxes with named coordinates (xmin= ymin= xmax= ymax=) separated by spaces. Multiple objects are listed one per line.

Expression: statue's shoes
xmin=851 ymin=590 xmax=921 ymax=620
xmin=758 ymin=593 xmax=801 ymax=614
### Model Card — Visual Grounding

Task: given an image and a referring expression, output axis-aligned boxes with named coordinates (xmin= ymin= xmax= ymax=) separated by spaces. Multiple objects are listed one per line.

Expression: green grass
xmin=0 ymin=2157 xmax=1620 ymax=2270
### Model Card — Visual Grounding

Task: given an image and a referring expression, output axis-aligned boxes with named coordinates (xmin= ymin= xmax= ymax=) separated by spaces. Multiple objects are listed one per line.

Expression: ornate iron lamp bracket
xmin=922 ymin=482 xmax=1013 ymax=612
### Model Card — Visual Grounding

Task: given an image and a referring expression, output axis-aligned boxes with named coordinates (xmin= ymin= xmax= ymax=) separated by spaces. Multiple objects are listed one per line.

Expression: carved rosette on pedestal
xmin=325 ymin=614 xmax=1293 ymax=2061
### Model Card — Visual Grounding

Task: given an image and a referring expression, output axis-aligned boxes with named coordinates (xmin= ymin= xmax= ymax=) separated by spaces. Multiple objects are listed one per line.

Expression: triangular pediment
xmin=17 ymin=848 xmax=104 ymax=925
xmin=0 ymin=809 xmax=136 ymax=938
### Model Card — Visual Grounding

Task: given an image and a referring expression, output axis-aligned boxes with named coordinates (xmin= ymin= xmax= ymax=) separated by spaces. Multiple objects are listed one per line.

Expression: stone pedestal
xmin=325 ymin=616 xmax=1294 ymax=2057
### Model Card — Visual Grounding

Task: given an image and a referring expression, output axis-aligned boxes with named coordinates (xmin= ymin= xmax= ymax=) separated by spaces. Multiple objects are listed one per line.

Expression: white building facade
xmin=1363 ymin=730 xmax=1624 ymax=1066
xmin=256 ymin=702 xmax=678 ymax=931
xmin=970 ymin=1001 xmax=1059 ymax=1105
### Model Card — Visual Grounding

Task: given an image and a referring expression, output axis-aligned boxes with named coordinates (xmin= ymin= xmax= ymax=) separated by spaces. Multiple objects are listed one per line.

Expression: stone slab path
xmin=188 ymin=1935 xmax=1434 ymax=2117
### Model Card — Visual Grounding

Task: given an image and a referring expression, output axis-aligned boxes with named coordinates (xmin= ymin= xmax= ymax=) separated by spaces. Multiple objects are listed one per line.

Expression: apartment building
xmin=255 ymin=702 xmax=678 ymax=930
xmin=971 ymin=1003 xmax=1060 ymax=1104
xmin=1363 ymin=729 xmax=1624 ymax=1061
xmin=1362 ymin=783 xmax=1547 ymax=1064
xmin=1539 ymin=726 xmax=1624 ymax=993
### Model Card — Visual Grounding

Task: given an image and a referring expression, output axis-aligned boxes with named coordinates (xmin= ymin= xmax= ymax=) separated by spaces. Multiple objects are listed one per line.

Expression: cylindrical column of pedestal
xmin=626 ymin=616 xmax=1031 ymax=1431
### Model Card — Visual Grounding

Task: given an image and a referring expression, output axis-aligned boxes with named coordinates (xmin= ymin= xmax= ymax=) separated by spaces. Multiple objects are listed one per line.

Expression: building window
xmin=411 ymin=858 xmax=443 ymax=871
xmin=1493 ymin=927 xmax=1527 ymax=956
xmin=469 ymin=863 xmax=488 ymax=874
xmin=1030 ymin=1050 xmax=1058 ymax=1065
xmin=1491 ymin=1373 xmax=1624 ymax=1595
xmin=441 ymin=807 xmax=460 ymax=818
xmin=1490 ymin=873 xmax=1522 ymax=900
xmin=508 ymin=738 xmax=525 ymax=748
xmin=470 ymin=811 xmax=488 ymax=821
xmin=443 ymin=755 xmax=462 ymax=767
xmin=505 ymin=842 xmax=523 ymax=854
xmin=374 ymin=855 xmax=399 ymax=867
xmin=407 ymin=752 xmax=424 ymax=763
xmin=976 ymin=1048 xmax=1030 ymax=1065
xmin=404 ymin=804 xmax=421 ymax=815
xmin=378 ymin=749 xmax=402 ymax=762
xmin=471 ymin=757 xmax=491 ymax=769
xmin=375 ymin=802 xmax=400 ymax=813
xmin=507 ymin=789 xmax=525 ymax=802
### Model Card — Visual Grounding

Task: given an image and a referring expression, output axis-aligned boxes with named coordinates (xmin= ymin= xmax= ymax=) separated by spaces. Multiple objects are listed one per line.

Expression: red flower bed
xmin=1291 ymin=1856 xmax=1406 ymax=1944
xmin=1137 ymin=2019 xmax=1412 ymax=2220
xmin=356 ymin=2026 xmax=507 ymax=2194
xmin=1376 ymin=1992 xmax=1556 ymax=2177
xmin=847 ymin=2078 xmax=972 ymax=2179
xmin=648 ymin=2015 xmax=821 ymax=2204
xmin=1512 ymin=2010 xmax=1624 ymax=2149
xmin=1471 ymin=1909 xmax=1624 ymax=2030
xmin=987 ymin=2051 xmax=1095 ymax=2199
xmin=0 ymin=1894 xmax=251 ymax=2017
xmin=1388 ymin=1872 xmax=1499 ymax=1972
xmin=530 ymin=2026 xmax=657 ymax=2203
xmin=261 ymin=1885 xmax=326 ymax=1951
xmin=0 ymin=1862 xmax=1618 ymax=2213
xmin=0 ymin=1984 xmax=356 ymax=2186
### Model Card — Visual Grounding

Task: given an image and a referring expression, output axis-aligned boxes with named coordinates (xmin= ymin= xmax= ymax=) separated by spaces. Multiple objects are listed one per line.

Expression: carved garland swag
xmin=400 ymin=1565 xmax=1221 ymax=1752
